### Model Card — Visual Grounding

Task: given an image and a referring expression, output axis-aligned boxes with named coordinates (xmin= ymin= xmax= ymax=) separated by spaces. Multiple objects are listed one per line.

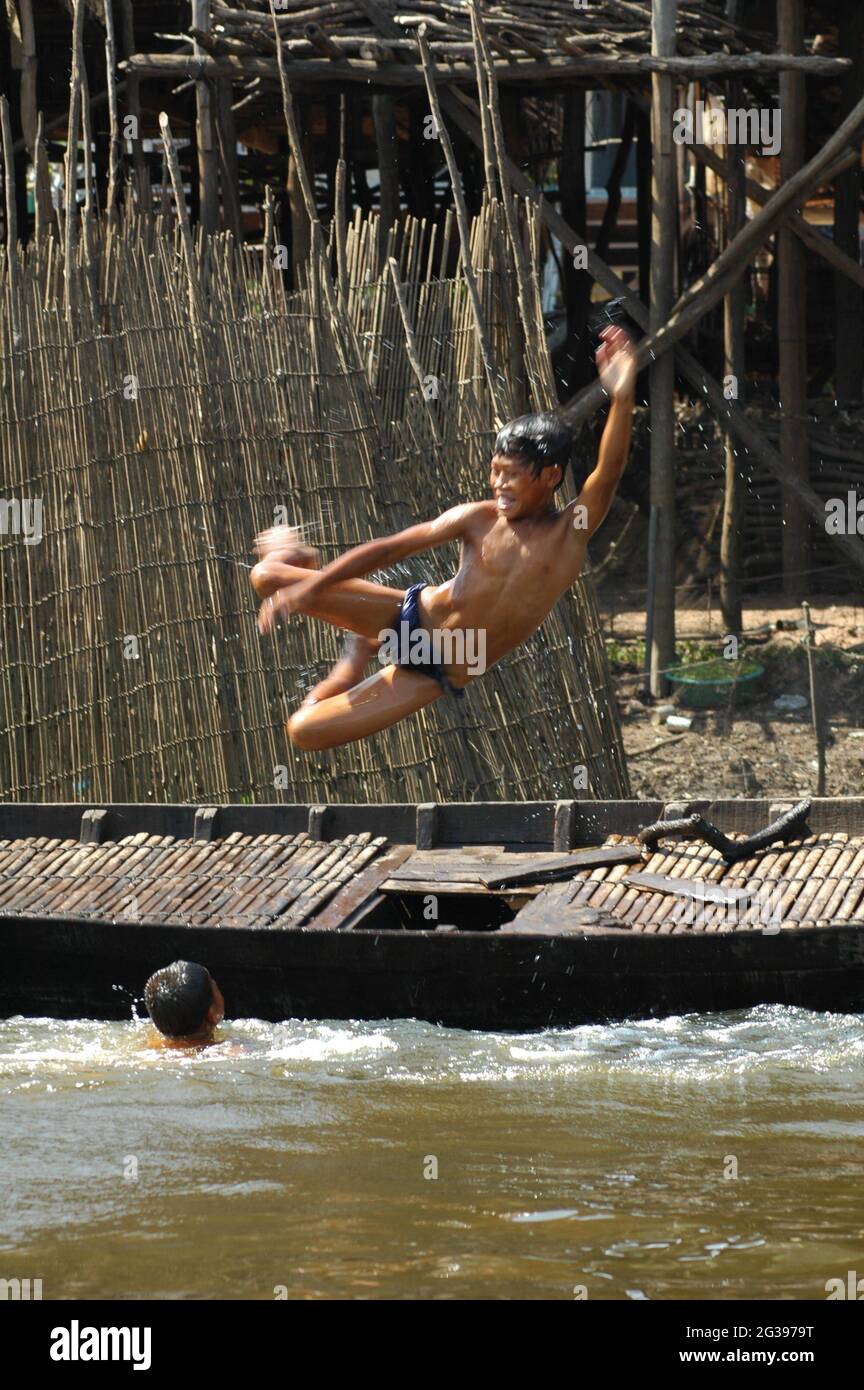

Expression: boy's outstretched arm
xmin=265 ymin=503 xmax=480 ymax=615
xmin=572 ymin=326 xmax=637 ymax=538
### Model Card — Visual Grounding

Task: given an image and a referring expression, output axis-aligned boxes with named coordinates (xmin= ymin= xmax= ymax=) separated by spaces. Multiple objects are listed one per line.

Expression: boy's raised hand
xmin=596 ymin=325 xmax=637 ymax=400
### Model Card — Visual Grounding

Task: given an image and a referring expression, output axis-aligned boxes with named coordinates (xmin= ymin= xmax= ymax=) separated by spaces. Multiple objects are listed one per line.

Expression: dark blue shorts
xmin=393 ymin=584 xmax=465 ymax=699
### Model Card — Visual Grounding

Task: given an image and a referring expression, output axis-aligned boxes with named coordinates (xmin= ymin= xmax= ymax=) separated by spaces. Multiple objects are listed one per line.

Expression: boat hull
xmin=2 ymin=913 xmax=863 ymax=1030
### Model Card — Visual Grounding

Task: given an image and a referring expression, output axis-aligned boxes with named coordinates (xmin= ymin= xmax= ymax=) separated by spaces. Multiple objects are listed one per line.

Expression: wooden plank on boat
xmin=302 ymin=844 xmax=414 ymax=930
xmin=623 ymin=870 xmax=752 ymax=906
xmin=501 ymin=883 xmax=631 ymax=934
xmin=480 ymin=844 xmax=642 ymax=887
xmin=384 ymin=844 xmax=641 ymax=889
xmin=379 ymin=877 xmax=535 ymax=897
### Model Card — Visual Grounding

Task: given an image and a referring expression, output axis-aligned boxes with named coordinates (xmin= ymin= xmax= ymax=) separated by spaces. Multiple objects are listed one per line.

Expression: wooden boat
xmin=1 ymin=798 xmax=863 ymax=1030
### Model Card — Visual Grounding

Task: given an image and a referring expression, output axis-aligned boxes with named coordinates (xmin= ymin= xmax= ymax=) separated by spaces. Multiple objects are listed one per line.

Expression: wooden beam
xmin=121 ymin=51 xmax=853 ymax=85
xmin=648 ymin=0 xmax=677 ymax=698
xmin=683 ymin=136 xmax=864 ymax=290
xmin=446 ymin=86 xmax=864 ymax=394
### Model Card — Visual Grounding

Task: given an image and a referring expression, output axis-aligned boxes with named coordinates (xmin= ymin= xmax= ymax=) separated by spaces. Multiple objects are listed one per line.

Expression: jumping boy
xmin=251 ymin=324 xmax=636 ymax=751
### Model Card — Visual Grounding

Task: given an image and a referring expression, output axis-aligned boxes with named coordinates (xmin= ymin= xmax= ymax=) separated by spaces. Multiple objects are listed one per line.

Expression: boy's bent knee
xmin=249 ymin=560 xmax=273 ymax=598
xmin=287 ymin=707 xmax=334 ymax=752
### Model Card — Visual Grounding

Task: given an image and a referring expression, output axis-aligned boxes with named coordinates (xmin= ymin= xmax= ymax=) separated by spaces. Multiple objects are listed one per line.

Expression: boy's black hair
xmin=493 ymin=412 xmax=573 ymax=488
xmin=144 ymin=960 xmax=213 ymax=1038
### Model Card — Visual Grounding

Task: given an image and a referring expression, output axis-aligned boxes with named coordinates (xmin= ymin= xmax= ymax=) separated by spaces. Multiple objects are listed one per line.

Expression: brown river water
xmin=1 ymin=1006 xmax=862 ymax=1301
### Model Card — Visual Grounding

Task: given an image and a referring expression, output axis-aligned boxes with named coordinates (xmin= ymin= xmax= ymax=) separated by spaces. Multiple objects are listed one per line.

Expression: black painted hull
xmin=2 ymin=913 xmax=863 ymax=1030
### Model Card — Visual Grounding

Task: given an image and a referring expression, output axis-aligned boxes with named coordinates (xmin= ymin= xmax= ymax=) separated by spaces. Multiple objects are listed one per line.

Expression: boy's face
xmin=489 ymin=453 xmax=561 ymax=519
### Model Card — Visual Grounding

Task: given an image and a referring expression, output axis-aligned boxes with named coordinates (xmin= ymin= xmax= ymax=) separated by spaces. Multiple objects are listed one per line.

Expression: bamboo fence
xmin=0 ymin=192 xmax=629 ymax=804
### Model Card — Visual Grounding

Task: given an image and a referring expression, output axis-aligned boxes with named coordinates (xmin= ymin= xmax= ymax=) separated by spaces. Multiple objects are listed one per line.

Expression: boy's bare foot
xmin=302 ymin=634 xmax=379 ymax=705
xmin=253 ymin=525 xmax=321 ymax=571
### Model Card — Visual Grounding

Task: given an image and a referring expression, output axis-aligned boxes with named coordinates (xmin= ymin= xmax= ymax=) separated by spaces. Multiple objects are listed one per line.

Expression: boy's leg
xmin=288 ymin=664 xmax=444 ymax=751
xmin=250 ymin=539 xmax=405 ymax=706
xmin=250 ymin=556 xmax=404 ymax=641
xmin=301 ymin=632 xmax=381 ymax=706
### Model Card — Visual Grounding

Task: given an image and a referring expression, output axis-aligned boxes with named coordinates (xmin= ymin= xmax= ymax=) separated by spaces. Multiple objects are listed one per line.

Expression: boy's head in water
xmin=144 ymin=960 xmax=224 ymax=1048
xmin=490 ymin=413 xmax=573 ymax=519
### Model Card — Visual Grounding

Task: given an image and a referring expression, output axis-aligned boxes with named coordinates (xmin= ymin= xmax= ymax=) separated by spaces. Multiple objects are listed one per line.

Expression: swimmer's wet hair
xmin=144 ymin=960 xmax=213 ymax=1038
xmin=494 ymin=412 xmax=573 ymax=487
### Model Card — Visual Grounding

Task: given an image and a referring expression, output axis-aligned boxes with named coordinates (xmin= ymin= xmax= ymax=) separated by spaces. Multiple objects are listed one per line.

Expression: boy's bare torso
xmin=418 ymin=500 xmax=586 ymax=684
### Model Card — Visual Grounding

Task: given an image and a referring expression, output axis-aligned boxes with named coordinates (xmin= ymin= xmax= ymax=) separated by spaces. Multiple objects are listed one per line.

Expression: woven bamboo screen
xmin=0 ymin=202 xmax=629 ymax=803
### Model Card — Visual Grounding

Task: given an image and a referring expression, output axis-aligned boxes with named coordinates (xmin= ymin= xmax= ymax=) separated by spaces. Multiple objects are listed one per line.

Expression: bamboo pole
xmin=387 ymin=256 xmax=441 ymax=444
xmin=63 ymin=0 xmax=85 ymax=320
xmin=1 ymin=97 xmax=21 ymax=350
xmin=647 ymin=0 xmax=678 ymax=698
xmin=103 ymin=0 xmax=122 ymax=224
xmin=467 ymin=0 xmax=553 ymax=408
xmin=778 ymin=0 xmax=809 ymax=600
xmin=801 ymin=602 xmax=826 ymax=797
xmin=33 ymin=112 xmax=51 ymax=245
xmin=416 ymin=26 xmax=508 ymax=422
xmin=158 ymin=113 xmax=204 ymax=329
xmin=469 ymin=6 xmax=497 ymax=198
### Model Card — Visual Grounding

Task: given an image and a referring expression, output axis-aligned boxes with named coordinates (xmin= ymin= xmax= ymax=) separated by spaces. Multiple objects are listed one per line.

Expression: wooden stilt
xmin=18 ymin=0 xmax=50 ymax=237
xmin=118 ymin=0 xmax=148 ymax=210
xmin=635 ymin=105 xmax=651 ymax=303
xmin=777 ymin=0 xmax=809 ymax=600
xmin=558 ymin=88 xmax=591 ymax=397
xmin=720 ymin=70 xmax=746 ymax=636
xmin=834 ymin=3 xmax=864 ymax=406
xmin=648 ymin=0 xmax=678 ymax=697
xmin=286 ymin=114 xmax=312 ymax=284
xmin=372 ymin=93 xmax=399 ymax=268
xmin=193 ymin=0 xmax=219 ymax=233
xmin=216 ymin=80 xmax=243 ymax=240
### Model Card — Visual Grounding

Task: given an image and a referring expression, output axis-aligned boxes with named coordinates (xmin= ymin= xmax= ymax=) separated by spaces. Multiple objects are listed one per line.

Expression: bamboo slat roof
xmin=1 ymin=825 xmax=860 ymax=932
xmin=0 ymin=830 xmax=389 ymax=928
